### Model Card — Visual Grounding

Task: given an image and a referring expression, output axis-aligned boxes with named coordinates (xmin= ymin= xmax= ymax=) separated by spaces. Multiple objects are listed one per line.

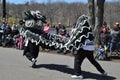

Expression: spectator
xmin=110 ymin=23 xmax=120 ymax=53
xmin=5 ymin=24 xmax=12 ymax=35
xmin=11 ymin=22 xmax=19 ymax=37
xmin=56 ymin=25 xmax=67 ymax=53
xmin=3 ymin=24 xmax=12 ymax=47
xmin=0 ymin=22 xmax=6 ymax=42
xmin=11 ymin=22 xmax=16 ymax=31
xmin=99 ymin=22 xmax=111 ymax=56
xmin=55 ymin=23 xmax=61 ymax=34
xmin=0 ymin=27 xmax=2 ymax=45
xmin=19 ymin=19 xmax=26 ymax=35
xmin=59 ymin=25 xmax=67 ymax=37
xmin=95 ymin=45 xmax=108 ymax=60
xmin=115 ymin=22 xmax=120 ymax=30
xmin=100 ymin=26 xmax=111 ymax=48
xmin=41 ymin=23 xmax=51 ymax=51
xmin=100 ymin=22 xmax=108 ymax=34
xmin=43 ymin=23 xmax=50 ymax=33
xmin=17 ymin=35 xmax=24 ymax=50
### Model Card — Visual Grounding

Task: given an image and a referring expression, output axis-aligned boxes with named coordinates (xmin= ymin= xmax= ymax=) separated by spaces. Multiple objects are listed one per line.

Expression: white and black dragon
xmin=20 ymin=10 xmax=94 ymax=52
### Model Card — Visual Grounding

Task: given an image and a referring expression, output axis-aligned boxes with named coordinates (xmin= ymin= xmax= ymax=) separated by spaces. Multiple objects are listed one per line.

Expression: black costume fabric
xmin=20 ymin=10 xmax=94 ymax=62
xmin=23 ymin=41 xmax=39 ymax=61
xmin=21 ymin=14 xmax=94 ymax=51
xmin=74 ymin=49 xmax=105 ymax=75
xmin=20 ymin=10 xmax=47 ymax=62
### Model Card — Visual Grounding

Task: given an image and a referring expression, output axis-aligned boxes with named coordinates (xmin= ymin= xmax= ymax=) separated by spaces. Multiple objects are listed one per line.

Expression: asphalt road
xmin=0 ymin=47 xmax=119 ymax=80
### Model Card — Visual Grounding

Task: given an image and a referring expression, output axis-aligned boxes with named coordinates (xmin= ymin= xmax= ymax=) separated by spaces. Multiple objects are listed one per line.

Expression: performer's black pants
xmin=74 ymin=48 xmax=105 ymax=75
xmin=23 ymin=41 xmax=39 ymax=61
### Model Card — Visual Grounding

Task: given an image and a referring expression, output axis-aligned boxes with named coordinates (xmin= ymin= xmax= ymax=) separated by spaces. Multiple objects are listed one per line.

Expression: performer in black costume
xmin=19 ymin=10 xmax=47 ymax=67
xmin=20 ymin=11 xmax=108 ymax=79
xmin=70 ymin=15 xmax=108 ymax=79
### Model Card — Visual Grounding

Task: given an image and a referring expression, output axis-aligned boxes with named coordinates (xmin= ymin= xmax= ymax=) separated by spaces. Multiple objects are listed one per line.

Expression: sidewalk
xmin=0 ymin=47 xmax=119 ymax=80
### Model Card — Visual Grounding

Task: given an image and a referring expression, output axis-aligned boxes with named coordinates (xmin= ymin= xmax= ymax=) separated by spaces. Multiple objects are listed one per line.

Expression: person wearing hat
xmin=115 ymin=22 xmax=120 ymax=30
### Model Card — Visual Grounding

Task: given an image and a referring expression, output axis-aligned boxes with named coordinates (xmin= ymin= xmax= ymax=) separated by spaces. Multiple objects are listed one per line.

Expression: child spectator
xmin=95 ymin=45 xmax=108 ymax=60
xmin=17 ymin=35 xmax=24 ymax=49
xmin=42 ymin=23 xmax=51 ymax=51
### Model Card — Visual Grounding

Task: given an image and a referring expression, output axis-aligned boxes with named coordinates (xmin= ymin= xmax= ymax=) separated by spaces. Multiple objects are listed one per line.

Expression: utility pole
xmin=2 ymin=0 xmax=6 ymax=18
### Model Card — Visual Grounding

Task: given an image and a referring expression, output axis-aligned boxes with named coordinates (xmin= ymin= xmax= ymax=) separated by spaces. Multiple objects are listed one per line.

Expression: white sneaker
xmin=32 ymin=58 xmax=37 ymax=67
xmin=71 ymin=75 xmax=83 ymax=79
xmin=101 ymin=71 xmax=108 ymax=76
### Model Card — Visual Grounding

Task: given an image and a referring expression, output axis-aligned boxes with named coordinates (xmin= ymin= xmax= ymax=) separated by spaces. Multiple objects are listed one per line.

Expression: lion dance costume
xmin=20 ymin=10 xmax=94 ymax=67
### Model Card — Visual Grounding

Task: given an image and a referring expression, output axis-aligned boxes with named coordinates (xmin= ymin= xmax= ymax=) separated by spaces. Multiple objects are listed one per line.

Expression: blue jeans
xmin=110 ymin=42 xmax=119 ymax=53
xmin=2 ymin=34 xmax=5 ymax=42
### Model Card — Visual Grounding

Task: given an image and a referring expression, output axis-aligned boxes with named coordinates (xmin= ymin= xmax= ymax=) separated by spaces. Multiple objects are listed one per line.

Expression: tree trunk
xmin=95 ymin=0 xmax=105 ymax=45
xmin=88 ymin=0 xmax=95 ymax=29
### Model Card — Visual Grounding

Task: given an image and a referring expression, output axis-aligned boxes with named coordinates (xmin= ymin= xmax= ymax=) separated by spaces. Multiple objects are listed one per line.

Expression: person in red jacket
xmin=43 ymin=23 xmax=50 ymax=33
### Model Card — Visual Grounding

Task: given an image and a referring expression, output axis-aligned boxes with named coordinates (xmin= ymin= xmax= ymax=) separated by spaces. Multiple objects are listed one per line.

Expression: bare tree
xmin=95 ymin=0 xmax=105 ymax=45
xmin=2 ymin=0 xmax=120 ymax=29
xmin=87 ymin=0 xmax=95 ymax=29
xmin=46 ymin=0 xmax=53 ymax=26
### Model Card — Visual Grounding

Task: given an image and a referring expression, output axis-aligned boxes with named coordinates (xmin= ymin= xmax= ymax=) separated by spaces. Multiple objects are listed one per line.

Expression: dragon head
xmin=23 ymin=10 xmax=47 ymax=28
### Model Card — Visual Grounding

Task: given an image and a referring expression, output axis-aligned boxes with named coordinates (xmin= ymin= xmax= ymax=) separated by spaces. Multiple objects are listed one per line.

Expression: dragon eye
xmin=25 ymin=20 xmax=35 ymax=27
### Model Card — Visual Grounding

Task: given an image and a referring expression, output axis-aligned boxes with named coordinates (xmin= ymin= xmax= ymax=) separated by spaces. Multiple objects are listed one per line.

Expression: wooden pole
xmin=3 ymin=0 xmax=6 ymax=18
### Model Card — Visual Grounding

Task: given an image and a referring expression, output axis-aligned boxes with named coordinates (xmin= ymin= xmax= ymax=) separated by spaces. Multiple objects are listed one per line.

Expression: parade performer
xmin=19 ymin=10 xmax=47 ymax=67
xmin=20 ymin=10 xmax=96 ymax=69
xmin=68 ymin=16 xmax=108 ymax=79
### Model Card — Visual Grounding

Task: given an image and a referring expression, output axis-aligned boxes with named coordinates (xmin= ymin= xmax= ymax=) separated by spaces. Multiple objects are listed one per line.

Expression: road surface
xmin=0 ymin=47 xmax=119 ymax=80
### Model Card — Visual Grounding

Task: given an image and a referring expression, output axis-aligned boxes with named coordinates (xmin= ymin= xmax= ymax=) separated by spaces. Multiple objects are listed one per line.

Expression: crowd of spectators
xmin=0 ymin=20 xmax=120 ymax=59
xmin=0 ymin=21 xmax=24 ymax=49
xmin=0 ymin=21 xmax=70 ymax=52
xmin=96 ymin=22 xmax=120 ymax=60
